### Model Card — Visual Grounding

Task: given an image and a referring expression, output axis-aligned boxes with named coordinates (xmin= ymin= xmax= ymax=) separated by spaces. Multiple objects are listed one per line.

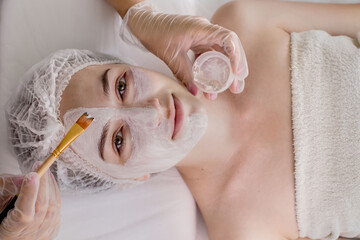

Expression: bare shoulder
xmin=212 ymin=0 xmax=360 ymax=38
xmin=211 ymin=0 xmax=285 ymax=41
xmin=211 ymin=0 xmax=283 ymax=33
xmin=211 ymin=0 xmax=290 ymax=52
xmin=211 ymin=0 xmax=291 ymax=83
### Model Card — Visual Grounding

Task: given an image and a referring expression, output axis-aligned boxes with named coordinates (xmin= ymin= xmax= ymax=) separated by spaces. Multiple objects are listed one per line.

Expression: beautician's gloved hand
xmin=120 ymin=1 xmax=248 ymax=100
xmin=0 ymin=163 xmax=61 ymax=240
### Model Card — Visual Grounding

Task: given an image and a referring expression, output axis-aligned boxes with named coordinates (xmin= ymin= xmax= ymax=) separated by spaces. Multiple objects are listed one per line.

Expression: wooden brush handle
xmin=1 ymin=154 xmax=56 ymax=225
xmin=37 ymin=154 xmax=57 ymax=178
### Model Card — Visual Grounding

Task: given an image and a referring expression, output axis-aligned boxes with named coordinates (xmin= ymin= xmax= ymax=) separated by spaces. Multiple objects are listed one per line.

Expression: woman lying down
xmin=2 ymin=0 xmax=360 ymax=239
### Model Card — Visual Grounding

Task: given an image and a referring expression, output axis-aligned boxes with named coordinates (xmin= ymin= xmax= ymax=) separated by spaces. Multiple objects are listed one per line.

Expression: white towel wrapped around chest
xmin=290 ymin=30 xmax=360 ymax=240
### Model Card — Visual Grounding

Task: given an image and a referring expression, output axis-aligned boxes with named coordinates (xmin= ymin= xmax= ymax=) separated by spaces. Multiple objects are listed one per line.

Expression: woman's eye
xmin=114 ymin=131 xmax=123 ymax=154
xmin=117 ymin=75 xmax=127 ymax=100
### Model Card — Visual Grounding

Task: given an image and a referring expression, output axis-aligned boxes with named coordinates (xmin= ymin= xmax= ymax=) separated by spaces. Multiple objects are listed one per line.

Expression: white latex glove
xmin=120 ymin=1 xmax=248 ymax=100
xmin=0 ymin=163 xmax=61 ymax=240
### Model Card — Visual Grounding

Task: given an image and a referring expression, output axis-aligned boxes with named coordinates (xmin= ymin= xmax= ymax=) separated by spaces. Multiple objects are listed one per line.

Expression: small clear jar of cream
xmin=192 ymin=51 xmax=233 ymax=94
xmin=192 ymin=48 xmax=248 ymax=94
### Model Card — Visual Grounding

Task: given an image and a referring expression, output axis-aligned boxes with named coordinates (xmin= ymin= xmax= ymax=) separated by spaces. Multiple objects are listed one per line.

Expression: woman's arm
xmin=236 ymin=0 xmax=360 ymax=38
xmin=105 ymin=0 xmax=143 ymax=18
xmin=106 ymin=0 xmax=248 ymax=99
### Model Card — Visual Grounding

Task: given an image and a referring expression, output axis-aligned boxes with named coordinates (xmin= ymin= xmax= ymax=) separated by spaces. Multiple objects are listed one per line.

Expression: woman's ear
xmin=134 ymin=174 xmax=151 ymax=182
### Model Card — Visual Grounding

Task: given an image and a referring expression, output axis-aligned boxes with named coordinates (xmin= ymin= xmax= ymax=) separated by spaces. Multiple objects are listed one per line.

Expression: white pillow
xmin=59 ymin=168 xmax=200 ymax=240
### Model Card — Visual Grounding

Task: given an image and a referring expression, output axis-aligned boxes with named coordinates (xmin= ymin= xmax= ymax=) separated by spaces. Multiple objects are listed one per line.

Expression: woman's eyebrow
xmin=101 ymin=68 xmax=111 ymax=96
xmin=98 ymin=121 xmax=110 ymax=161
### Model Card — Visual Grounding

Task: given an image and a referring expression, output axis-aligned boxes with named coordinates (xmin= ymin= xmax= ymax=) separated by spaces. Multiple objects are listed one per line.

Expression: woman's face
xmin=60 ymin=63 xmax=207 ymax=179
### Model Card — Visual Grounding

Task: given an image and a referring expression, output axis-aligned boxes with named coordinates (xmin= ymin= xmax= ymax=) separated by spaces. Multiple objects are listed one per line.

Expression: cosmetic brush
xmin=0 ymin=112 xmax=94 ymax=224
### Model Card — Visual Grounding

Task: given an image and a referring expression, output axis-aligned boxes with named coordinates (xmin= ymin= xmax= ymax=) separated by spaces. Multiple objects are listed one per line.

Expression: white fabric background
xmin=0 ymin=0 xmax=359 ymax=239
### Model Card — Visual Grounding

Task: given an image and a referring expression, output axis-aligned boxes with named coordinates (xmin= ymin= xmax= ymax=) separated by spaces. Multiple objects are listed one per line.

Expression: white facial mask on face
xmin=63 ymin=106 xmax=207 ymax=179
xmin=130 ymin=67 xmax=152 ymax=102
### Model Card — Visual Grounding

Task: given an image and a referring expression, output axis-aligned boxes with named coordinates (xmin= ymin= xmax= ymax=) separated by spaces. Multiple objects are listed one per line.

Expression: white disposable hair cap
xmin=6 ymin=49 xmax=141 ymax=193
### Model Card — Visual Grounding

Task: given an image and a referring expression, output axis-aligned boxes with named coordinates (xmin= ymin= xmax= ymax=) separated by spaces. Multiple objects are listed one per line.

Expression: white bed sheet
xmin=1 ymin=0 xmax=359 ymax=239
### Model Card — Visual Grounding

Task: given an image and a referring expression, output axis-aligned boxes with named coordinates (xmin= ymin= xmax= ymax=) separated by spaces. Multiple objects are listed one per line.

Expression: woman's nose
xmin=150 ymin=98 xmax=168 ymax=126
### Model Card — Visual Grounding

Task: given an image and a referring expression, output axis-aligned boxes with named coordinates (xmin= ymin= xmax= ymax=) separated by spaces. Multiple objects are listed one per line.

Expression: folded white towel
xmin=290 ymin=30 xmax=360 ymax=240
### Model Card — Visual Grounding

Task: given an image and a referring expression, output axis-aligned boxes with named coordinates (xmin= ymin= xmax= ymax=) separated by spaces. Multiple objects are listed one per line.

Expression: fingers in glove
xmin=200 ymin=26 xmax=242 ymax=77
xmin=42 ymin=172 xmax=60 ymax=223
xmin=50 ymin=173 xmax=61 ymax=210
xmin=34 ymin=171 xmax=50 ymax=225
xmin=222 ymin=33 xmax=247 ymax=94
xmin=203 ymin=92 xmax=217 ymax=100
xmin=222 ymin=32 xmax=241 ymax=74
xmin=14 ymin=173 xmax=40 ymax=222
xmin=37 ymin=172 xmax=61 ymax=239
xmin=0 ymin=175 xmax=23 ymax=203
xmin=192 ymin=25 xmax=246 ymax=95
xmin=229 ymin=77 xmax=245 ymax=94
xmin=1 ymin=172 xmax=40 ymax=234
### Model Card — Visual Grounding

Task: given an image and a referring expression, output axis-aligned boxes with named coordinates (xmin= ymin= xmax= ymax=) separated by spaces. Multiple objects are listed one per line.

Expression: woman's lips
xmin=171 ymin=94 xmax=184 ymax=139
